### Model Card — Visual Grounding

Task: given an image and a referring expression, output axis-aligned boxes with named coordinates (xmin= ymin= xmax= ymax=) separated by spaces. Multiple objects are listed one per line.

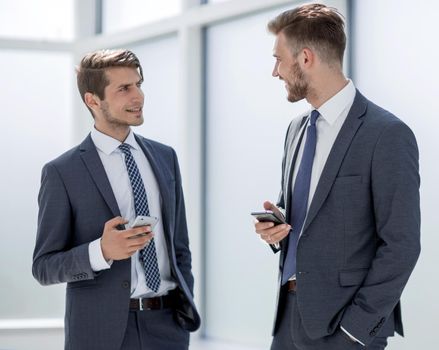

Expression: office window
xmin=205 ymin=5 xmax=309 ymax=346
xmin=103 ymin=0 xmax=181 ymax=33
xmin=0 ymin=50 xmax=73 ymax=318
xmin=0 ymin=0 xmax=74 ymax=40
xmin=128 ymin=36 xmax=183 ymax=167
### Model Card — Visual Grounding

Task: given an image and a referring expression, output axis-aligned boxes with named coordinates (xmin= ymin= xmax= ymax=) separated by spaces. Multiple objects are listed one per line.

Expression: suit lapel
xmin=285 ymin=116 xmax=308 ymax=222
xmin=302 ymin=91 xmax=368 ymax=233
xmin=279 ymin=116 xmax=308 ymax=260
xmin=79 ymin=135 xmax=121 ymax=217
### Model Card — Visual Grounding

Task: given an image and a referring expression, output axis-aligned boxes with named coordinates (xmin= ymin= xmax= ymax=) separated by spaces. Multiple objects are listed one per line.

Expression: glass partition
xmin=0 ymin=0 xmax=74 ymax=40
xmin=0 ymin=50 xmax=74 ymax=318
xmin=103 ymin=0 xmax=181 ymax=33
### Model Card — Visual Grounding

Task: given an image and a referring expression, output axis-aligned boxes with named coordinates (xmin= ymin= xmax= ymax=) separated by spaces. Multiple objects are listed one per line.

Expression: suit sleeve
xmin=340 ymin=120 xmax=421 ymax=345
xmin=32 ymin=163 xmax=94 ymax=285
xmin=171 ymin=149 xmax=195 ymax=295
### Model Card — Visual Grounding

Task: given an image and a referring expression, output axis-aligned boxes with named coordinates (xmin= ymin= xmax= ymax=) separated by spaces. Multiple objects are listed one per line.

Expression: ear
xmin=84 ymin=92 xmax=100 ymax=111
xmin=300 ymin=47 xmax=316 ymax=69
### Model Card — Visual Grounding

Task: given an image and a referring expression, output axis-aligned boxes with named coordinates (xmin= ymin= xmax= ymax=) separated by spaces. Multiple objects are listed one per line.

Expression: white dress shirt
xmin=88 ymin=128 xmax=177 ymax=298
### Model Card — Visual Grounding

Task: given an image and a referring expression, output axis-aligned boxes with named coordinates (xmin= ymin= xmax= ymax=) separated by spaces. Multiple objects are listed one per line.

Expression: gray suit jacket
xmin=273 ymin=91 xmax=420 ymax=346
xmin=33 ymin=134 xmax=200 ymax=350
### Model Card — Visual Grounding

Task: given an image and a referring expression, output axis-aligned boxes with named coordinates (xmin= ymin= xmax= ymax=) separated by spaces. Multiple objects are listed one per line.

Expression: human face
xmin=272 ymin=32 xmax=308 ymax=102
xmin=94 ymin=67 xmax=144 ymax=135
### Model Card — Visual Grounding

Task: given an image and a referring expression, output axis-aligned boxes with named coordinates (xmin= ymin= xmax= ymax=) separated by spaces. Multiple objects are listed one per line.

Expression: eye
xmin=119 ymin=86 xmax=129 ymax=92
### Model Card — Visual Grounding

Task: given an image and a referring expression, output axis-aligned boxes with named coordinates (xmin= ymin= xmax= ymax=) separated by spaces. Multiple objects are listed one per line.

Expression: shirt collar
xmin=314 ymin=79 xmax=356 ymax=125
xmin=91 ymin=127 xmax=140 ymax=155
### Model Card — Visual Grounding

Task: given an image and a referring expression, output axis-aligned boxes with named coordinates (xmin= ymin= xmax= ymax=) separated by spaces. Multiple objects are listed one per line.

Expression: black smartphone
xmin=251 ymin=210 xmax=286 ymax=225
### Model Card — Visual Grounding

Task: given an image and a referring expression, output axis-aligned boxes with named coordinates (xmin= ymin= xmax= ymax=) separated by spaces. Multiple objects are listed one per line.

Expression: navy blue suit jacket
xmin=33 ymin=134 xmax=200 ymax=350
xmin=273 ymin=91 xmax=420 ymax=346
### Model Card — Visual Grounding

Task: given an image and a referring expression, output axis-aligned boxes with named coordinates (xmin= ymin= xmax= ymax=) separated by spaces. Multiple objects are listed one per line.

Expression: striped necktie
xmin=119 ymin=143 xmax=161 ymax=292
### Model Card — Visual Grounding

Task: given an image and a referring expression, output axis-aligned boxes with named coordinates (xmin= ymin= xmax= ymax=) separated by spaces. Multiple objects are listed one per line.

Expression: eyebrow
xmin=116 ymin=79 xmax=143 ymax=89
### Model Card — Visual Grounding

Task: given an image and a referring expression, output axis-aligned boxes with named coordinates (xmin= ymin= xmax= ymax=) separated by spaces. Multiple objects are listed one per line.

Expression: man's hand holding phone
xmin=100 ymin=216 xmax=158 ymax=261
xmin=253 ymin=201 xmax=290 ymax=245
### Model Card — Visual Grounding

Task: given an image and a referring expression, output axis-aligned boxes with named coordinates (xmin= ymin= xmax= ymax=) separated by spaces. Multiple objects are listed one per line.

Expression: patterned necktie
xmin=119 ymin=143 xmax=161 ymax=292
xmin=282 ymin=110 xmax=320 ymax=285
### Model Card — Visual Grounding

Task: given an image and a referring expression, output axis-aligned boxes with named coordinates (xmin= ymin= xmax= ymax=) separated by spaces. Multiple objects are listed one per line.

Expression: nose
xmin=133 ymin=85 xmax=144 ymax=102
xmin=272 ymin=62 xmax=279 ymax=78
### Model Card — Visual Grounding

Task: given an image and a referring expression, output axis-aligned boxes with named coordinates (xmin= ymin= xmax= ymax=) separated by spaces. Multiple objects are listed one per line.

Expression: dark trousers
xmin=271 ymin=291 xmax=389 ymax=350
xmin=120 ymin=308 xmax=190 ymax=350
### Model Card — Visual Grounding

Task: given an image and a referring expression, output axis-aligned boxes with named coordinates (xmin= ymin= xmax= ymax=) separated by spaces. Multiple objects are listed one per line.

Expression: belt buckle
xmin=139 ymin=297 xmax=143 ymax=311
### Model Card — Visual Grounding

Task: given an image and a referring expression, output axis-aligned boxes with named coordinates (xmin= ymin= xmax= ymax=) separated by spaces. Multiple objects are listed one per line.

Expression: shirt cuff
xmin=340 ymin=326 xmax=365 ymax=346
xmin=89 ymin=238 xmax=113 ymax=271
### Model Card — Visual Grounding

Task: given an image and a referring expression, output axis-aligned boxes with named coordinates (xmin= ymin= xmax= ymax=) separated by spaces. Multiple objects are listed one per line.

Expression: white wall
xmin=352 ymin=0 xmax=439 ymax=348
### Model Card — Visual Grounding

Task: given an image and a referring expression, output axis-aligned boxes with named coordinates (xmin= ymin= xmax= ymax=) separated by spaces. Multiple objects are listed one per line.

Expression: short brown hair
xmin=268 ymin=3 xmax=346 ymax=65
xmin=76 ymin=49 xmax=143 ymax=105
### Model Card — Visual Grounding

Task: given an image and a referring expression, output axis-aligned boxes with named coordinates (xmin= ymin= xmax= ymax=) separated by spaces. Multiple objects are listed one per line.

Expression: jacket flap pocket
xmin=339 ymin=268 xmax=368 ymax=287
xmin=67 ymin=279 xmax=97 ymax=289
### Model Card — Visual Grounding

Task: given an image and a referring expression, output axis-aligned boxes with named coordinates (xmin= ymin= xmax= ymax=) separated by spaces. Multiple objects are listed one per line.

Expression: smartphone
xmin=130 ymin=215 xmax=159 ymax=238
xmin=131 ymin=215 xmax=159 ymax=228
xmin=251 ymin=210 xmax=286 ymax=225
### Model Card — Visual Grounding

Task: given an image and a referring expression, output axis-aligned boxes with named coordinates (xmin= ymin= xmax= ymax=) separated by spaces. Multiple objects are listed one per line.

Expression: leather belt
xmin=287 ymin=280 xmax=297 ymax=292
xmin=130 ymin=292 xmax=176 ymax=311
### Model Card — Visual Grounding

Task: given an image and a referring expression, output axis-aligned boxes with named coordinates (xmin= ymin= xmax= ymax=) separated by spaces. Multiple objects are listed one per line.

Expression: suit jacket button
xmin=122 ymin=281 xmax=130 ymax=289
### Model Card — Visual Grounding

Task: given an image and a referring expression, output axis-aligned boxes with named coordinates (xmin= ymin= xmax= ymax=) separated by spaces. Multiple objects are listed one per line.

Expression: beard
xmin=100 ymin=101 xmax=143 ymax=127
xmin=286 ymin=61 xmax=308 ymax=103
